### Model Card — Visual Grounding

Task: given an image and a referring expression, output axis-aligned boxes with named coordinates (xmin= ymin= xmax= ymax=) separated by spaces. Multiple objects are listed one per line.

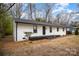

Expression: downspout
xmin=16 ymin=22 xmax=18 ymax=41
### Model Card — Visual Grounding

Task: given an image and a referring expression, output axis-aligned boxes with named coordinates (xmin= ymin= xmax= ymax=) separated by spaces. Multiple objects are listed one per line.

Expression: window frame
xmin=50 ymin=26 xmax=52 ymax=33
xmin=33 ymin=25 xmax=37 ymax=33
xmin=57 ymin=27 xmax=59 ymax=32
xmin=63 ymin=28 xmax=64 ymax=31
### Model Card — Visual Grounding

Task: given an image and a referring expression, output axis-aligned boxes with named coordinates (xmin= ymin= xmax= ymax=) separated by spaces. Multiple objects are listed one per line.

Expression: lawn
xmin=1 ymin=35 xmax=79 ymax=56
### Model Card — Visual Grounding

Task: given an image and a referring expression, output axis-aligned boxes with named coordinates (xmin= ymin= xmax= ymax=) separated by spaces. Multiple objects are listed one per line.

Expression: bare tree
xmin=28 ymin=3 xmax=32 ymax=20
xmin=28 ymin=3 xmax=36 ymax=20
xmin=33 ymin=4 xmax=36 ymax=20
xmin=15 ymin=4 xmax=22 ymax=18
xmin=44 ymin=3 xmax=55 ymax=22
xmin=55 ymin=11 xmax=74 ymax=26
xmin=45 ymin=4 xmax=52 ymax=22
xmin=8 ymin=3 xmax=22 ymax=18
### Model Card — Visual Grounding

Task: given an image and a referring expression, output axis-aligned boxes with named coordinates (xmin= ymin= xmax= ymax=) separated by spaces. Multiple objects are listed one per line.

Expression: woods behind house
xmin=0 ymin=3 xmax=79 ymax=38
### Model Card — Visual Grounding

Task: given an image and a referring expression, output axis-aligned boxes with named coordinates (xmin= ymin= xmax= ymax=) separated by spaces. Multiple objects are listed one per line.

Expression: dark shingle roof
xmin=14 ymin=18 xmax=68 ymax=28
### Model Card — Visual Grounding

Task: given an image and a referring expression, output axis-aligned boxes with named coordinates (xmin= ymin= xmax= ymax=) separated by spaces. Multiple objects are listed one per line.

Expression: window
xmin=63 ymin=28 xmax=64 ymax=31
xmin=33 ymin=25 xmax=37 ymax=33
xmin=50 ymin=27 xmax=52 ymax=33
xmin=57 ymin=27 xmax=59 ymax=32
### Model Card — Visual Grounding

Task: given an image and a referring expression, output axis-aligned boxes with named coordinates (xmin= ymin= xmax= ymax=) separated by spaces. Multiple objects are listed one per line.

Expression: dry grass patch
xmin=1 ymin=35 xmax=79 ymax=56
xmin=48 ymin=35 xmax=79 ymax=47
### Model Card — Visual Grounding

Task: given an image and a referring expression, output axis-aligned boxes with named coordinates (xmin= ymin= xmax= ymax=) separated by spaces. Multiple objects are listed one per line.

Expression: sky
xmin=21 ymin=3 xmax=79 ymax=21
xmin=22 ymin=3 xmax=78 ymax=12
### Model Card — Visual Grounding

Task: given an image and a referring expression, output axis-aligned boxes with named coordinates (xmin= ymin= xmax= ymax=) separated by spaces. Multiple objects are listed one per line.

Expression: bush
xmin=0 ymin=4 xmax=13 ymax=38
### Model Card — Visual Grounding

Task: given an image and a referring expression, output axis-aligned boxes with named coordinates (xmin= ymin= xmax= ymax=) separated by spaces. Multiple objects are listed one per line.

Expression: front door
xmin=43 ymin=26 xmax=46 ymax=35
